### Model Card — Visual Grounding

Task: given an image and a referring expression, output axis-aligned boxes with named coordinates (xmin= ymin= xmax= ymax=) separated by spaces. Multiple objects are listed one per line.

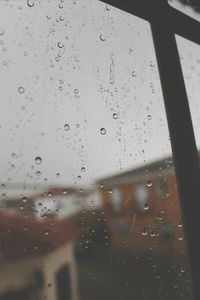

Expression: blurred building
xmin=0 ymin=211 xmax=80 ymax=300
xmin=97 ymin=156 xmax=186 ymax=255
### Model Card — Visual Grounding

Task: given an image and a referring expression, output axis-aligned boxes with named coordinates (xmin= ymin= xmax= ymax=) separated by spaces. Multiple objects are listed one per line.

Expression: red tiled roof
xmin=0 ymin=211 xmax=80 ymax=261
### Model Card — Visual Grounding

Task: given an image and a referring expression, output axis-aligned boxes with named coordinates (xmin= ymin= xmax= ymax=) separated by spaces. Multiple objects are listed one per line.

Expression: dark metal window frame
xmin=100 ymin=1 xmax=200 ymax=299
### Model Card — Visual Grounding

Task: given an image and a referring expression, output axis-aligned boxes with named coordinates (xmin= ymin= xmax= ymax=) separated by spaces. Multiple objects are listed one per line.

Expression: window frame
xmin=100 ymin=1 xmax=200 ymax=299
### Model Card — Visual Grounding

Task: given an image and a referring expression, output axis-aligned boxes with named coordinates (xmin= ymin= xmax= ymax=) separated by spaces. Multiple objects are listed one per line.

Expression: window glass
xmin=168 ymin=0 xmax=200 ymax=22
xmin=176 ymin=35 xmax=200 ymax=150
xmin=0 ymin=1 xmax=193 ymax=300
xmin=110 ymin=187 xmax=121 ymax=213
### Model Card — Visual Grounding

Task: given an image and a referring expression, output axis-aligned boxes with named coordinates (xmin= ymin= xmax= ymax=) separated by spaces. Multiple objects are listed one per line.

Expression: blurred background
xmin=0 ymin=0 xmax=199 ymax=299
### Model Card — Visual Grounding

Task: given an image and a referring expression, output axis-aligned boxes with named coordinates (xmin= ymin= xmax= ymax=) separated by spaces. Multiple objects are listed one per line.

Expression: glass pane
xmin=168 ymin=0 xmax=200 ymax=22
xmin=176 ymin=35 xmax=200 ymax=156
xmin=0 ymin=1 xmax=193 ymax=300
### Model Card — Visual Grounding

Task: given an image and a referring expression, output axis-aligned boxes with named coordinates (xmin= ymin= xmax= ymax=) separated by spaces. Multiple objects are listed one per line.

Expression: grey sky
xmin=2 ymin=0 xmax=194 ymax=197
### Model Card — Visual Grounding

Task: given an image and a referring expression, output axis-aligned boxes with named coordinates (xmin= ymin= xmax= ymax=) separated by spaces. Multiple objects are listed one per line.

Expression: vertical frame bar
xmin=151 ymin=16 xmax=200 ymax=300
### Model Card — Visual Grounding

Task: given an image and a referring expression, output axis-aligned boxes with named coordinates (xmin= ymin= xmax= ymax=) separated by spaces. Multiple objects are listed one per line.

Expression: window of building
xmin=110 ymin=187 xmax=121 ymax=214
xmin=56 ymin=265 xmax=71 ymax=300
xmin=134 ymin=184 xmax=149 ymax=213
xmin=156 ymin=178 xmax=169 ymax=198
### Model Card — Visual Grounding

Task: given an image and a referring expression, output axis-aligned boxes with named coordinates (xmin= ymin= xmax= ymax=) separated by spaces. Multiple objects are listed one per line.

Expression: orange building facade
xmin=98 ymin=157 xmax=187 ymax=255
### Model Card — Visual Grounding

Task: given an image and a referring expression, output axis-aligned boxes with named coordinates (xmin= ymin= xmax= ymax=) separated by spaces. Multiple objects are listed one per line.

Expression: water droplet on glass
xmin=100 ymin=128 xmax=106 ymax=135
xmin=27 ymin=0 xmax=34 ymax=7
xmin=150 ymin=231 xmax=156 ymax=237
xmin=19 ymin=205 xmax=24 ymax=211
xmin=56 ymin=172 xmax=60 ymax=177
xmin=109 ymin=189 xmax=113 ymax=194
xmin=0 ymin=28 xmax=5 ymax=36
xmin=64 ymin=124 xmax=70 ymax=131
xmin=100 ymin=34 xmax=106 ymax=41
xmin=147 ymin=180 xmax=152 ymax=187
xmin=81 ymin=167 xmax=86 ymax=172
xmin=148 ymin=114 xmax=152 ymax=120
xmin=129 ymin=47 xmax=134 ymax=53
xmin=57 ymin=42 xmax=64 ymax=48
xmin=59 ymin=3 xmax=63 ymax=9
xmin=106 ymin=4 xmax=111 ymax=11
xmin=178 ymin=221 xmax=182 ymax=228
xmin=22 ymin=197 xmax=27 ymax=203
xmin=35 ymin=156 xmax=42 ymax=165
xmin=44 ymin=230 xmax=49 ymax=236
xmin=178 ymin=233 xmax=184 ymax=241
xmin=110 ymin=54 xmax=114 ymax=84
xmin=132 ymin=71 xmax=136 ymax=77
xmin=18 ymin=87 xmax=25 ymax=94
xmin=113 ymin=113 xmax=118 ymax=119
xmin=74 ymin=88 xmax=79 ymax=94
xmin=36 ymin=171 xmax=41 ymax=176
xmin=142 ymin=227 xmax=148 ymax=236
xmin=144 ymin=203 xmax=149 ymax=210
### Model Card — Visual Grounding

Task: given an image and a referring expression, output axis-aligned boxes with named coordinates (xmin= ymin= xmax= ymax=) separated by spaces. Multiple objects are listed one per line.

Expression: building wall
xmin=0 ymin=243 xmax=79 ymax=300
xmin=100 ymin=172 xmax=186 ymax=254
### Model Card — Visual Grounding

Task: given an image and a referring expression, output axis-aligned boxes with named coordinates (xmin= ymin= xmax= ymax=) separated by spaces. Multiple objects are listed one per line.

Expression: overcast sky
xmin=0 ymin=0 xmax=199 ymax=197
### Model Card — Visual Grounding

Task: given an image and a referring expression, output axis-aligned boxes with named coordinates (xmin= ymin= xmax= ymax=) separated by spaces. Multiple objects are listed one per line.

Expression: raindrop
xmin=36 ymin=171 xmax=41 ymax=176
xmin=148 ymin=114 xmax=152 ymax=120
xmin=129 ymin=47 xmax=134 ymax=53
xmin=59 ymin=3 xmax=63 ymax=9
xmin=64 ymin=124 xmax=70 ymax=131
xmin=144 ymin=203 xmax=149 ymax=210
xmin=113 ymin=113 xmax=118 ymax=119
xmin=81 ymin=167 xmax=86 ymax=172
xmin=106 ymin=4 xmax=111 ymax=10
xmin=109 ymin=189 xmax=113 ymax=194
xmin=35 ymin=156 xmax=42 ymax=165
xmin=178 ymin=221 xmax=182 ymax=228
xmin=27 ymin=0 xmax=34 ymax=7
xmin=178 ymin=233 xmax=184 ymax=241
xmin=147 ymin=180 xmax=152 ymax=187
xmin=22 ymin=197 xmax=27 ymax=203
xmin=100 ymin=34 xmax=106 ymax=41
xmin=100 ymin=128 xmax=106 ymax=135
xmin=56 ymin=172 xmax=60 ymax=177
xmin=150 ymin=231 xmax=156 ymax=237
xmin=18 ymin=87 xmax=25 ymax=94
xmin=19 ymin=205 xmax=24 ymax=211
xmin=77 ymin=175 xmax=81 ymax=180
xmin=131 ymin=71 xmax=136 ymax=77
xmin=57 ymin=42 xmax=64 ymax=48
xmin=0 ymin=28 xmax=5 ymax=36
xmin=74 ymin=88 xmax=79 ymax=94
xmin=44 ymin=230 xmax=49 ymax=236
xmin=142 ymin=228 xmax=148 ymax=236
xmin=59 ymin=79 xmax=64 ymax=84
xmin=110 ymin=54 xmax=114 ymax=84
xmin=150 ymin=61 xmax=154 ymax=68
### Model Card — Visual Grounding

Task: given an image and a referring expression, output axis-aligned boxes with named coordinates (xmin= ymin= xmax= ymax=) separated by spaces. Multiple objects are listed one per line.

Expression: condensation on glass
xmin=0 ymin=1 xmax=193 ymax=300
